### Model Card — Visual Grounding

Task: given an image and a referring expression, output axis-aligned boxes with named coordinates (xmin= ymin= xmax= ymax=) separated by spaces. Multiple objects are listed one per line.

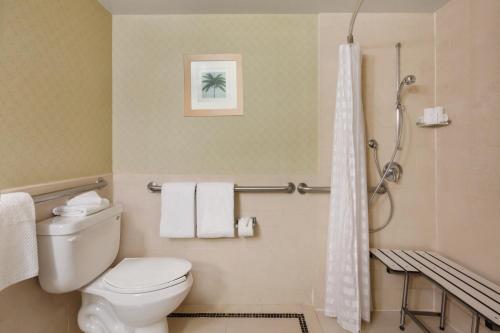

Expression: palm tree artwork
xmin=201 ymin=72 xmax=226 ymax=98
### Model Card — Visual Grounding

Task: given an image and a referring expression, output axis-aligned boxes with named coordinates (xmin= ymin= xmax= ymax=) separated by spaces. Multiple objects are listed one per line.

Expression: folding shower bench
xmin=370 ymin=249 xmax=500 ymax=333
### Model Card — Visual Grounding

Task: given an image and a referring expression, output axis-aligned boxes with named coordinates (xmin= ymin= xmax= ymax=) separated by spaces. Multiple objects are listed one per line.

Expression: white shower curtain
xmin=324 ymin=43 xmax=371 ymax=333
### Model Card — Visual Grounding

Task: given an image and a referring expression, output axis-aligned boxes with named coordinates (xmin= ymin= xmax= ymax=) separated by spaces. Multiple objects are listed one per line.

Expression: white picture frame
xmin=184 ymin=54 xmax=243 ymax=117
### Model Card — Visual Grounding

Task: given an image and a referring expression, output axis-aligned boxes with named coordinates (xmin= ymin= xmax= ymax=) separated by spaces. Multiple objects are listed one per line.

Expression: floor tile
xmin=316 ymin=310 xmax=460 ymax=333
xmin=225 ymin=318 xmax=302 ymax=333
xmin=168 ymin=317 xmax=226 ymax=333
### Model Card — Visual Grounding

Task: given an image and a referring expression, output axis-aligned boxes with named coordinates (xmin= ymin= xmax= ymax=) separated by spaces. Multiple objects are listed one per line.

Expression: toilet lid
xmin=103 ymin=257 xmax=191 ymax=294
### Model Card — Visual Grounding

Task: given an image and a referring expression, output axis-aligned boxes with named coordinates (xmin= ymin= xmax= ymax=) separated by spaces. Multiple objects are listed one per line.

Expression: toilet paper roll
xmin=237 ymin=217 xmax=255 ymax=237
xmin=435 ymin=106 xmax=448 ymax=123
xmin=424 ymin=107 xmax=437 ymax=124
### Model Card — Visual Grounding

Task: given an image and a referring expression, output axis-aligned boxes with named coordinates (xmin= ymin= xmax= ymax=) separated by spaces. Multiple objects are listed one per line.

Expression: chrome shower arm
xmin=347 ymin=0 xmax=365 ymax=44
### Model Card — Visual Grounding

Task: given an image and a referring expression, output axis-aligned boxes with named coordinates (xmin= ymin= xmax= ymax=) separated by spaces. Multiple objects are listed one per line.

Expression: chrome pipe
xmin=297 ymin=183 xmax=386 ymax=195
xmin=396 ymin=42 xmax=401 ymax=93
xmin=147 ymin=182 xmax=296 ymax=194
xmin=296 ymin=183 xmax=330 ymax=194
xmin=471 ymin=312 xmax=480 ymax=333
xmin=31 ymin=178 xmax=108 ymax=204
xmin=347 ymin=0 xmax=365 ymax=44
xmin=440 ymin=290 xmax=448 ymax=330
xmin=400 ymin=272 xmax=410 ymax=330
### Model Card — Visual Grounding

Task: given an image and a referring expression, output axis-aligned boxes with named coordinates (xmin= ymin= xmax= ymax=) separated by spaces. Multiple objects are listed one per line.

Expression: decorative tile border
xmin=168 ymin=312 xmax=309 ymax=333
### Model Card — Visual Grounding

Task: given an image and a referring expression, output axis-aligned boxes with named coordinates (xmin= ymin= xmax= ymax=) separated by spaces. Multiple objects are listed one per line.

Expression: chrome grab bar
xmin=31 ymin=177 xmax=108 ymax=204
xmin=297 ymin=182 xmax=386 ymax=195
xmin=147 ymin=182 xmax=296 ymax=194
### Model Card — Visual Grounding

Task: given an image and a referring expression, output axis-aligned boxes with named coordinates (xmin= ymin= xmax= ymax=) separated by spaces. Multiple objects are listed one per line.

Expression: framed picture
xmin=184 ymin=53 xmax=243 ymax=116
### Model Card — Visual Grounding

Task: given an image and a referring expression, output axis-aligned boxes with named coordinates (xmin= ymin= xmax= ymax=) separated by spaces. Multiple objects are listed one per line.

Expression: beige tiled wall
xmin=435 ymin=0 xmax=500 ymax=332
xmin=113 ymin=13 xmax=437 ymax=311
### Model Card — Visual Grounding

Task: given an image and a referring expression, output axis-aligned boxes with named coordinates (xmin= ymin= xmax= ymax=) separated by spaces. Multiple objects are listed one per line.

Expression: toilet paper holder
xmin=235 ymin=217 xmax=257 ymax=228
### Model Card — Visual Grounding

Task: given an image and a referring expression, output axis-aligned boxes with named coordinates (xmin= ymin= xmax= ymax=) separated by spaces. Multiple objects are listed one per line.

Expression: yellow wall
xmin=0 ymin=1 xmax=111 ymax=332
xmin=112 ymin=15 xmax=318 ymax=174
xmin=0 ymin=0 xmax=112 ymax=189
xmin=435 ymin=0 xmax=500 ymax=331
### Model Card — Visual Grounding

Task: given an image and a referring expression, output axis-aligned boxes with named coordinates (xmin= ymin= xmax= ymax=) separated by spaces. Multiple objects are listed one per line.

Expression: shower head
xmin=397 ymin=74 xmax=416 ymax=104
xmin=402 ymin=75 xmax=416 ymax=86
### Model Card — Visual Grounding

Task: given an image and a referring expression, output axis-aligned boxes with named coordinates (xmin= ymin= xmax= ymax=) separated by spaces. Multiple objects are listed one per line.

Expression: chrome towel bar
xmin=31 ymin=177 xmax=108 ymax=204
xmin=297 ymin=182 xmax=386 ymax=195
xmin=147 ymin=182 xmax=296 ymax=194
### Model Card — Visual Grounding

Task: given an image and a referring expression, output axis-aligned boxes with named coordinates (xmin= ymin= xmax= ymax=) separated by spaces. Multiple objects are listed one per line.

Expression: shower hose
xmin=367 ymin=105 xmax=403 ymax=233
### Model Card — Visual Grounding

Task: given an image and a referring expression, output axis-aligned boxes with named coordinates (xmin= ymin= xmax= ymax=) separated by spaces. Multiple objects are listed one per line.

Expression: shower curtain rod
xmin=347 ymin=0 xmax=365 ymax=44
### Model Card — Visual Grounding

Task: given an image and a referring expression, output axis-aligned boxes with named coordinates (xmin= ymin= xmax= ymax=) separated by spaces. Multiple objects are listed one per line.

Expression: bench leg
xmin=400 ymin=272 xmax=410 ymax=330
xmin=439 ymin=290 xmax=447 ymax=330
xmin=471 ymin=312 xmax=480 ymax=333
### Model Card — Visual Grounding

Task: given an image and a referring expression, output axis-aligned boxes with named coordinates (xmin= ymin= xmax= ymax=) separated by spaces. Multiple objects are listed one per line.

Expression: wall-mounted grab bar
xmin=297 ymin=183 xmax=386 ymax=195
xmin=31 ymin=177 xmax=108 ymax=204
xmin=147 ymin=182 xmax=296 ymax=194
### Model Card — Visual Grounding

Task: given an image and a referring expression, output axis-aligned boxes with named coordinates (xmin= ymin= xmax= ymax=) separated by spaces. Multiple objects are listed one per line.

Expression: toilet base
xmin=78 ymin=273 xmax=192 ymax=333
xmin=78 ymin=295 xmax=170 ymax=333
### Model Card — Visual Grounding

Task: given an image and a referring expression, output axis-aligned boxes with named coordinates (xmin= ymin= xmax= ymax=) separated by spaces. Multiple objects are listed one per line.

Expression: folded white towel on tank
xmin=52 ymin=199 xmax=110 ymax=217
xmin=196 ymin=182 xmax=234 ymax=238
xmin=160 ymin=182 xmax=196 ymax=238
xmin=0 ymin=192 xmax=38 ymax=291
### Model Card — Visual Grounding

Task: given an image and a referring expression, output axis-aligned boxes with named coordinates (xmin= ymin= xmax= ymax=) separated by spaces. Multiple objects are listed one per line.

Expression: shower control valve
xmin=382 ymin=162 xmax=403 ymax=183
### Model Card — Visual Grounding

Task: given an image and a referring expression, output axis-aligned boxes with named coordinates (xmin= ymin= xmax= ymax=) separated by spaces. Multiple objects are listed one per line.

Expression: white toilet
xmin=36 ymin=205 xmax=193 ymax=333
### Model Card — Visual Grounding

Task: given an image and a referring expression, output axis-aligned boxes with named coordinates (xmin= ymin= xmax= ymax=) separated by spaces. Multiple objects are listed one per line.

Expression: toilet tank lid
xmin=36 ymin=205 xmax=123 ymax=236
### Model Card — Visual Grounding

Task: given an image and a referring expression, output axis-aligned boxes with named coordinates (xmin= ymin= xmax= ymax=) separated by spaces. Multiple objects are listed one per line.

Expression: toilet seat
xmin=103 ymin=257 xmax=192 ymax=294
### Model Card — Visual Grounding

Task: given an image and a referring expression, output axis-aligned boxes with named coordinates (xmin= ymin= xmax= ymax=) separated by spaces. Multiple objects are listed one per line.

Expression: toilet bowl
xmin=78 ymin=258 xmax=193 ymax=333
xmin=36 ymin=206 xmax=193 ymax=333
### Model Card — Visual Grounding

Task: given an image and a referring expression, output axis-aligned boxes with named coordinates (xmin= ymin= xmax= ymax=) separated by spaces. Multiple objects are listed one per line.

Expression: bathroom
xmin=0 ymin=0 xmax=499 ymax=332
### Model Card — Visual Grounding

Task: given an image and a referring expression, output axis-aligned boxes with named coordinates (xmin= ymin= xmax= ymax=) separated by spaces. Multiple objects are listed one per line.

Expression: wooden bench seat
xmin=370 ymin=249 xmax=500 ymax=333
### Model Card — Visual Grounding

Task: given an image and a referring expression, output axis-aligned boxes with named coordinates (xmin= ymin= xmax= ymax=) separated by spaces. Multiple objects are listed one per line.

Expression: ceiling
xmin=97 ymin=0 xmax=450 ymax=15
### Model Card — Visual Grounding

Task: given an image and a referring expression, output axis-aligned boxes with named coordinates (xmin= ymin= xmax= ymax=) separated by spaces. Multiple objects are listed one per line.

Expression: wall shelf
xmin=416 ymin=120 xmax=451 ymax=128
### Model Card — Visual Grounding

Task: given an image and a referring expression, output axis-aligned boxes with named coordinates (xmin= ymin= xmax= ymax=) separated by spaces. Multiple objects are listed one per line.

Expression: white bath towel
xmin=196 ymin=182 xmax=234 ymax=238
xmin=0 ymin=192 xmax=38 ymax=291
xmin=66 ymin=191 xmax=106 ymax=206
xmin=52 ymin=199 xmax=110 ymax=217
xmin=160 ymin=182 xmax=196 ymax=238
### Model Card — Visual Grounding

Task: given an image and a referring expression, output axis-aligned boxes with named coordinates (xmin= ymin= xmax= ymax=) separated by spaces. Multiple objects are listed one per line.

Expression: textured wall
xmin=113 ymin=15 xmax=318 ymax=174
xmin=0 ymin=0 xmax=111 ymax=332
xmin=0 ymin=0 xmax=112 ymax=189
xmin=435 ymin=0 xmax=500 ymax=332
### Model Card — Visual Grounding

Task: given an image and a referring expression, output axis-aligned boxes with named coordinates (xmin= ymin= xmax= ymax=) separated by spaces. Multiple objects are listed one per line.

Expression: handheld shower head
xmin=402 ymin=75 xmax=416 ymax=86
xmin=397 ymin=74 xmax=416 ymax=104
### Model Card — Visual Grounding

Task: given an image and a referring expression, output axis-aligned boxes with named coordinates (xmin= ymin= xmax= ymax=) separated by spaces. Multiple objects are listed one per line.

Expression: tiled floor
xmin=170 ymin=317 xmax=303 ymax=333
xmin=168 ymin=305 xmax=460 ymax=333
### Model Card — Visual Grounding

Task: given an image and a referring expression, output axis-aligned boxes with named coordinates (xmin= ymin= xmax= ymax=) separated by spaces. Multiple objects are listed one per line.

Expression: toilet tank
xmin=36 ymin=205 xmax=122 ymax=293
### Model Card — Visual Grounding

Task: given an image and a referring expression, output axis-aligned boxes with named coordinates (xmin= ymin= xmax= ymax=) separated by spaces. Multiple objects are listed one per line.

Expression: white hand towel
xmin=66 ymin=191 xmax=105 ymax=206
xmin=160 ymin=183 xmax=196 ymax=238
xmin=196 ymin=182 xmax=234 ymax=238
xmin=52 ymin=199 xmax=110 ymax=217
xmin=0 ymin=192 xmax=38 ymax=291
